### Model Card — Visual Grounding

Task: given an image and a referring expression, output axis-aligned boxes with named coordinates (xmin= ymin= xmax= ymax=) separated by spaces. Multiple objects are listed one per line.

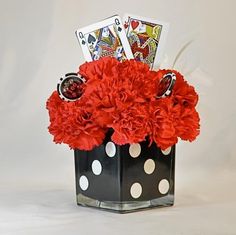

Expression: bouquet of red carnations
xmin=46 ymin=57 xmax=200 ymax=151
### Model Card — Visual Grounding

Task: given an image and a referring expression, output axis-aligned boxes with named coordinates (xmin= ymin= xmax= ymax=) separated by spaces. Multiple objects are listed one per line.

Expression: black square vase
xmin=74 ymin=131 xmax=175 ymax=213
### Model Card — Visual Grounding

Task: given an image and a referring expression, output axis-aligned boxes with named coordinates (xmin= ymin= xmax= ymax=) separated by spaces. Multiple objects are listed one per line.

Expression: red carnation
xmin=148 ymin=98 xmax=178 ymax=150
xmin=78 ymin=59 xmax=159 ymax=128
xmin=109 ymin=104 xmax=149 ymax=145
xmin=79 ymin=57 xmax=119 ymax=81
xmin=46 ymin=91 xmax=106 ymax=150
xmin=173 ymin=106 xmax=200 ymax=141
xmin=115 ymin=59 xmax=159 ymax=101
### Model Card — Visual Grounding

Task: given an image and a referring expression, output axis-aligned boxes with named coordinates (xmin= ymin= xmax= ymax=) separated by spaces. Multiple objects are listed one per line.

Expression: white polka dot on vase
xmin=92 ymin=160 xmax=102 ymax=175
xmin=105 ymin=141 xmax=116 ymax=157
xmin=129 ymin=143 xmax=141 ymax=158
xmin=158 ymin=179 xmax=170 ymax=194
xmin=130 ymin=182 xmax=142 ymax=199
xmin=79 ymin=175 xmax=89 ymax=191
xmin=144 ymin=159 xmax=155 ymax=174
xmin=161 ymin=147 xmax=172 ymax=155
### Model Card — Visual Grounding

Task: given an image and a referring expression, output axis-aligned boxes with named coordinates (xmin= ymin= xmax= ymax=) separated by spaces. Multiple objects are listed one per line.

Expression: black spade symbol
xmin=82 ymin=40 xmax=85 ymax=45
xmin=88 ymin=34 xmax=96 ymax=44
xmin=118 ymin=27 xmax=122 ymax=32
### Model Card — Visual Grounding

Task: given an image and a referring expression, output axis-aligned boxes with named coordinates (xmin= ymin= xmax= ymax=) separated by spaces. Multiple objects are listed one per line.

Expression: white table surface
xmin=1 ymin=173 xmax=235 ymax=235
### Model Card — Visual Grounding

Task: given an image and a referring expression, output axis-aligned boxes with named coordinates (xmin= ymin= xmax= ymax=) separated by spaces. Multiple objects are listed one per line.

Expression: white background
xmin=0 ymin=0 xmax=236 ymax=234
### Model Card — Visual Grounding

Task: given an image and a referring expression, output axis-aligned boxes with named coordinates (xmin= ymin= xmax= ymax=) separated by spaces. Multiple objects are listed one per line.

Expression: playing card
xmin=124 ymin=14 xmax=169 ymax=69
xmin=76 ymin=15 xmax=134 ymax=62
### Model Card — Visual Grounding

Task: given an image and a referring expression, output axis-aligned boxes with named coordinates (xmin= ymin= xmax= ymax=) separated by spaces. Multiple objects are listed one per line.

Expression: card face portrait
xmin=124 ymin=14 xmax=169 ymax=69
xmin=76 ymin=15 xmax=134 ymax=62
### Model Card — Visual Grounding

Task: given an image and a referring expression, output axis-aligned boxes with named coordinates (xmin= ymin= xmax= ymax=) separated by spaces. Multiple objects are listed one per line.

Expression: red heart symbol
xmin=131 ymin=20 xmax=139 ymax=30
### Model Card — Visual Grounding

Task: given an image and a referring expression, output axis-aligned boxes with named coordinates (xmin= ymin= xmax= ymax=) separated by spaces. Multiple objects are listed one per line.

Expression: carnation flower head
xmin=46 ymin=91 xmax=106 ymax=150
xmin=148 ymin=98 xmax=178 ymax=150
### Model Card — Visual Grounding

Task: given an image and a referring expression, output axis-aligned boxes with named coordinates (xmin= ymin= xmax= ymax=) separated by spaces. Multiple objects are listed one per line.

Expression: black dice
xmin=74 ymin=131 xmax=175 ymax=213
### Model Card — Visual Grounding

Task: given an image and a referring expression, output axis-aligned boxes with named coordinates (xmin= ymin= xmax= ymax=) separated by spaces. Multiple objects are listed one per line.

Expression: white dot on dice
xmin=158 ymin=179 xmax=170 ymax=194
xmin=161 ymin=147 xmax=172 ymax=155
xmin=144 ymin=159 xmax=155 ymax=174
xmin=92 ymin=160 xmax=102 ymax=175
xmin=105 ymin=142 xmax=116 ymax=157
xmin=79 ymin=175 xmax=89 ymax=191
xmin=130 ymin=182 xmax=142 ymax=199
xmin=129 ymin=143 xmax=141 ymax=158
